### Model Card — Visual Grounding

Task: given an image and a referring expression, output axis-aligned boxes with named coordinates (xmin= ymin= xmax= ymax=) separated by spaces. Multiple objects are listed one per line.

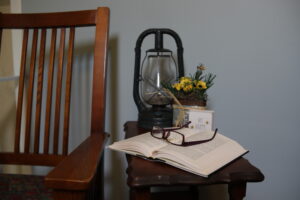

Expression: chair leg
xmin=86 ymin=155 xmax=105 ymax=200
xmin=92 ymin=155 xmax=105 ymax=200
xmin=228 ymin=182 xmax=246 ymax=200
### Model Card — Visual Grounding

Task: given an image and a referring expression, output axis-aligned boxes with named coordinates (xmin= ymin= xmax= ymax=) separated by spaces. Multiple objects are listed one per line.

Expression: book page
xmin=109 ymin=132 xmax=169 ymax=157
xmin=195 ymin=138 xmax=247 ymax=175
xmin=153 ymin=131 xmax=225 ymax=167
xmin=109 ymin=128 xmax=248 ymax=177
xmin=153 ymin=131 xmax=247 ymax=175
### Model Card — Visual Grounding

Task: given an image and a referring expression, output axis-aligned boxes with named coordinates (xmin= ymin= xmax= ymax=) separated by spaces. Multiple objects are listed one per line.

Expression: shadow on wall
xmin=69 ymin=42 xmax=94 ymax=150
xmin=105 ymin=35 xmax=129 ymax=199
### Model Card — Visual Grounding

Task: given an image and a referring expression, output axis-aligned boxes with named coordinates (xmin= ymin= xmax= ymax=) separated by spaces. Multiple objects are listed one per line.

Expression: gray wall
xmin=23 ymin=0 xmax=300 ymax=199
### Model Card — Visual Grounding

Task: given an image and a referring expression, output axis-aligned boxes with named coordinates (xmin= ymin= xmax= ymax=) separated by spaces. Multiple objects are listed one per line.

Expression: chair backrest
xmin=0 ymin=7 xmax=109 ymax=166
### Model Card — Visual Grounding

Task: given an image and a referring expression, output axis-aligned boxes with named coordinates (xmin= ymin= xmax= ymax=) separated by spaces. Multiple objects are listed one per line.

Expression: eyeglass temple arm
xmin=182 ymin=128 xmax=218 ymax=146
xmin=163 ymin=121 xmax=191 ymax=132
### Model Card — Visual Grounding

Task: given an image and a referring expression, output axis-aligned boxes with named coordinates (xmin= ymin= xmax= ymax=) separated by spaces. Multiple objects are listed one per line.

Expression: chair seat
xmin=0 ymin=174 xmax=52 ymax=200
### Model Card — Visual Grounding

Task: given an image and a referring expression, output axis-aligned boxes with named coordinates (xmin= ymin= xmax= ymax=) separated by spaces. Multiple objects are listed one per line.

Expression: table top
xmin=124 ymin=121 xmax=264 ymax=188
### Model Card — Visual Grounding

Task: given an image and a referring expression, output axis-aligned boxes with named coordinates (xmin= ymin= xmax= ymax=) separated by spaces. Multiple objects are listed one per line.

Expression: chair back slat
xmin=53 ymin=28 xmax=66 ymax=155
xmin=24 ymin=28 xmax=38 ymax=153
xmin=0 ymin=7 xmax=109 ymax=166
xmin=14 ymin=29 xmax=28 ymax=153
xmin=43 ymin=28 xmax=57 ymax=154
xmin=33 ymin=29 xmax=46 ymax=153
xmin=62 ymin=27 xmax=75 ymax=155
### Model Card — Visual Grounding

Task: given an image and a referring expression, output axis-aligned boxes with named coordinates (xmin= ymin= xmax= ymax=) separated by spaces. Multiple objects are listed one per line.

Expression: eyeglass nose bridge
xmin=181 ymin=134 xmax=185 ymax=144
xmin=163 ymin=130 xmax=171 ymax=139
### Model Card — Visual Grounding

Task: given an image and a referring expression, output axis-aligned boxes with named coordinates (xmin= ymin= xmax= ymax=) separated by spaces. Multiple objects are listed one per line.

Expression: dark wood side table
xmin=124 ymin=121 xmax=264 ymax=200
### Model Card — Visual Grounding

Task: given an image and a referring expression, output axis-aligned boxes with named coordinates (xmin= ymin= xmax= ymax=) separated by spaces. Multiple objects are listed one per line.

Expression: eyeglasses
xmin=151 ymin=121 xmax=218 ymax=147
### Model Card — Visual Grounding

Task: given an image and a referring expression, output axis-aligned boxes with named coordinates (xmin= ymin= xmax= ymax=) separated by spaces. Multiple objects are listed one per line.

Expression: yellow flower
xmin=172 ymin=83 xmax=181 ymax=91
xmin=180 ymin=77 xmax=190 ymax=81
xmin=183 ymin=84 xmax=193 ymax=92
xmin=196 ymin=81 xmax=207 ymax=89
xmin=180 ymin=77 xmax=192 ymax=85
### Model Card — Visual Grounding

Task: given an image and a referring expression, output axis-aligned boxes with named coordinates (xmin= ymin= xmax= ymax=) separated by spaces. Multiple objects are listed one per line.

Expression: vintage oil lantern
xmin=133 ymin=29 xmax=184 ymax=129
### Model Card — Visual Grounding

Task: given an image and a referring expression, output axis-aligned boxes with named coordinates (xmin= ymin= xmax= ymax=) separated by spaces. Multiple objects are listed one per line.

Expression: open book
xmin=109 ymin=128 xmax=248 ymax=177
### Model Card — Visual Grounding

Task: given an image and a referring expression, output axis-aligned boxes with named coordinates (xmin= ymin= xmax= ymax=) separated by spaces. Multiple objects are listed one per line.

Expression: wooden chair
xmin=0 ymin=7 xmax=110 ymax=200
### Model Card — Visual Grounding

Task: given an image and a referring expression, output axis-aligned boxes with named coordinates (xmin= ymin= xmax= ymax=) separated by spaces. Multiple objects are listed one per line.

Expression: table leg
xmin=228 ymin=182 xmax=246 ymax=200
xmin=130 ymin=187 xmax=151 ymax=200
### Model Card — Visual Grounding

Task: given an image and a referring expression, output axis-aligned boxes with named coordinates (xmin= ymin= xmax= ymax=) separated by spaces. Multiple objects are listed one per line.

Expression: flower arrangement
xmin=163 ymin=64 xmax=216 ymax=104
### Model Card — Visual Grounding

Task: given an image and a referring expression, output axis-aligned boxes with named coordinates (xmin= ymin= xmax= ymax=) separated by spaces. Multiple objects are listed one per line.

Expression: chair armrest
xmin=45 ymin=133 xmax=108 ymax=191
